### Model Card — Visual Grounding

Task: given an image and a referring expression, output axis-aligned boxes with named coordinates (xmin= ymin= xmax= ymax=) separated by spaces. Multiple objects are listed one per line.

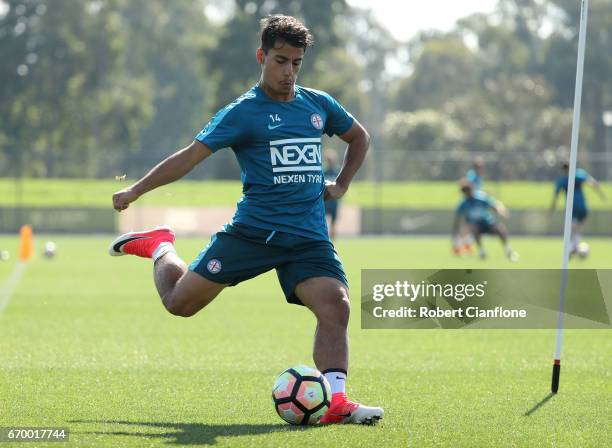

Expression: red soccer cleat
xmin=108 ymin=226 xmax=175 ymax=258
xmin=320 ymin=393 xmax=384 ymax=425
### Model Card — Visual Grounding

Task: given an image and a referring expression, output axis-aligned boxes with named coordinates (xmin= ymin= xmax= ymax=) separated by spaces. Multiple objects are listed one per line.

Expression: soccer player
xmin=455 ymin=157 xmax=485 ymax=255
xmin=324 ymin=149 xmax=341 ymax=240
xmin=550 ymin=161 xmax=606 ymax=255
xmin=109 ymin=15 xmax=382 ymax=425
xmin=452 ymin=179 xmax=518 ymax=261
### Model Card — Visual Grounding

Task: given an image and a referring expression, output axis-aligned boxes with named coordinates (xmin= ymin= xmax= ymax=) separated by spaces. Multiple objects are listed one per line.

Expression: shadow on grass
xmin=524 ymin=392 xmax=555 ymax=416
xmin=70 ymin=420 xmax=319 ymax=445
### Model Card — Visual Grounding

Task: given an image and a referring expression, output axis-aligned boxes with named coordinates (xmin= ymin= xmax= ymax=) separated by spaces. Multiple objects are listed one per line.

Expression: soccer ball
xmin=0 ymin=250 xmax=9 ymax=261
xmin=576 ymin=242 xmax=590 ymax=259
xmin=272 ymin=365 xmax=331 ymax=425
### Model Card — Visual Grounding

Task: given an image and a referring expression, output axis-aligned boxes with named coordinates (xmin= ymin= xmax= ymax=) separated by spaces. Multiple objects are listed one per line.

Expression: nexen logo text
xmin=270 ymin=138 xmax=322 ymax=173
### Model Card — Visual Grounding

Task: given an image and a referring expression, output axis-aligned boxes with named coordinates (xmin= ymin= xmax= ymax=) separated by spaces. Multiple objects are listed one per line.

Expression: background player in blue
xmin=452 ymin=179 xmax=519 ymax=261
xmin=108 ymin=15 xmax=382 ymax=424
xmin=456 ymin=156 xmax=485 ymax=255
xmin=550 ymin=161 xmax=606 ymax=255
xmin=324 ymin=149 xmax=341 ymax=240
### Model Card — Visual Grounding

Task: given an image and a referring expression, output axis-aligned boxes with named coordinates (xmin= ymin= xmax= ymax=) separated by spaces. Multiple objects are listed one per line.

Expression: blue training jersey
xmin=456 ymin=191 xmax=497 ymax=225
xmin=195 ymin=84 xmax=354 ymax=241
xmin=555 ymin=168 xmax=589 ymax=211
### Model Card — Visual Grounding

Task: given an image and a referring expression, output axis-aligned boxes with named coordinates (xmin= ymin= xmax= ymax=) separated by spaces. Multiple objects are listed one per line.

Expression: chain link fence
xmin=0 ymin=149 xmax=610 ymax=235
xmin=2 ymin=148 xmax=612 ymax=182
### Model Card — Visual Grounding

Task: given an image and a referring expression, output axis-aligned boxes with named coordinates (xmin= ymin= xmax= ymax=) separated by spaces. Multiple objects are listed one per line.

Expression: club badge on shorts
xmin=310 ymin=113 xmax=323 ymax=130
xmin=207 ymin=259 xmax=222 ymax=274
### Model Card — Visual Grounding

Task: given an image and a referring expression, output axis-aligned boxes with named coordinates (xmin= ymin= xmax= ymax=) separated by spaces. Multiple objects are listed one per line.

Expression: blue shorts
xmin=573 ymin=208 xmax=588 ymax=223
xmin=189 ymin=223 xmax=348 ymax=306
xmin=470 ymin=221 xmax=496 ymax=235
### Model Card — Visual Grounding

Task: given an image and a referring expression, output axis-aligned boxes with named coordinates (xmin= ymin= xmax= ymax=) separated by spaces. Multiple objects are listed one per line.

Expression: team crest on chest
xmin=310 ymin=113 xmax=323 ymax=130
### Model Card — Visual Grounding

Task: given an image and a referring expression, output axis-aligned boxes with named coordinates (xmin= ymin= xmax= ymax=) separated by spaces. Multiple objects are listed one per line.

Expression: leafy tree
xmin=204 ymin=0 xmax=349 ymax=110
xmin=381 ymin=109 xmax=467 ymax=178
xmin=336 ymin=7 xmax=398 ymax=147
xmin=116 ymin=0 xmax=213 ymax=163
xmin=0 ymin=0 xmax=154 ymax=177
xmin=390 ymin=34 xmax=482 ymax=112
xmin=543 ymin=0 xmax=612 ymax=152
xmin=302 ymin=47 xmax=367 ymax=120
xmin=445 ymin=73 xmax=573 ymax=153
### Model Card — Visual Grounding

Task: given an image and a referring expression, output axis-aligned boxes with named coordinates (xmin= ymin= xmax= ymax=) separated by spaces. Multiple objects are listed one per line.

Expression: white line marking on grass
xmin=0 ymin=262 xmax=28 ymax=314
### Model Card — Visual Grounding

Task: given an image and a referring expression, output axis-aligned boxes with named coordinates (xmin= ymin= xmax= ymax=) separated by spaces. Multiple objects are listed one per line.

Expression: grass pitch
xmin=0 ymin=235 xmax=610 ymax=447
xmin=1 ymin=178 xmax=611 ymax=209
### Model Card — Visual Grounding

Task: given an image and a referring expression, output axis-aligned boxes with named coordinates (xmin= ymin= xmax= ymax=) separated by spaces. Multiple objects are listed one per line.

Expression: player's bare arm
xmin=494 ymin=200 xmax=509 ymax=218
xmin=549 ymin=190 xmax=560 ymax=212
xmin=325 ymin=120 xmax=370 ymax=201
xmin=587 ymin=175 xmax=607 ymax=200
xmin=112 ymin=140 xmax=212 ymax=211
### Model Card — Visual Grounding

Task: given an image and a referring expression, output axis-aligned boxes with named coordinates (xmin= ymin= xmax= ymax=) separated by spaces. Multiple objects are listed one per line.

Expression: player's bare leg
xmin=154 ymin=253 xmax=226 ymax=317
xmin=492 ymin=223 xmax=519 ymax=262
xmin=471 ymin=225 xmax=487 ymax=259
xmin=153 ymin=251 xmax=187 ymax=299
xmin=460 ymin=223 xmax=474 ymax=254
xmin=109 ymin=227 xmax=226 ymax=317
xmin=570 ymin=220 xmax=583 ymax=254
xmin=296 ymin=276 xmax=383 ymax=424
xmin=296 ymin=277 xmax=350 ymax=372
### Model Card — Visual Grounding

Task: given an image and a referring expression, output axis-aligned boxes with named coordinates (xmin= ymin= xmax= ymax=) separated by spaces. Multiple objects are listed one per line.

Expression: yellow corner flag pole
xmin=0 ymin=225 xmax=31 ymax=314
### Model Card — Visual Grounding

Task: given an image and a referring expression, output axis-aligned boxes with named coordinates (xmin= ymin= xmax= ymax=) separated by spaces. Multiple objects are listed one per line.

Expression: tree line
xmin=0 ymin=0 xmax=610 ymax=179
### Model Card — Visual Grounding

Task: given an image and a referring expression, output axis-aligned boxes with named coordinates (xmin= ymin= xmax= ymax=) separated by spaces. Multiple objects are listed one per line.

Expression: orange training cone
xmin=19 ymin=225 xmax=33 ymax=261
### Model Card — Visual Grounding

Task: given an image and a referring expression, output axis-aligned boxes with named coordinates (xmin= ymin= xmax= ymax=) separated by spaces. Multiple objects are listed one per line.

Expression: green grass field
xmin=0 ymin=235 xmax=610 ymax=447
xmin=1 ymin=178 xmax=611 ymax=209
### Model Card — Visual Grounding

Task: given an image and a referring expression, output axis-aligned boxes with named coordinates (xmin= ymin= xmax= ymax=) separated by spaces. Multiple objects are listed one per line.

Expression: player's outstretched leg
xmin=469 ymin=225 xmax=487 ymax=259
xmin=295 ymin=277 xmax=384 ymax=425
xmin=109 ymin=225 xmax=176 ymax=258
xmin=460 ymin=223 xmax=474 ymax=254
xmin=570 ymin=220 xmax=583 ymax=256
xmin=492 ymin=224 xmax=519 ymax=262
xmin=109 ymin=226 xmax=226 ymax=316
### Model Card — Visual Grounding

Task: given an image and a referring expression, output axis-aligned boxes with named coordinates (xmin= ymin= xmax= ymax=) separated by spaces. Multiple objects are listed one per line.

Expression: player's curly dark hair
xmin=459 ymin=177 xmax=474 ymax=193
xmin=260 ymin=15 xmax=314 ymax=54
